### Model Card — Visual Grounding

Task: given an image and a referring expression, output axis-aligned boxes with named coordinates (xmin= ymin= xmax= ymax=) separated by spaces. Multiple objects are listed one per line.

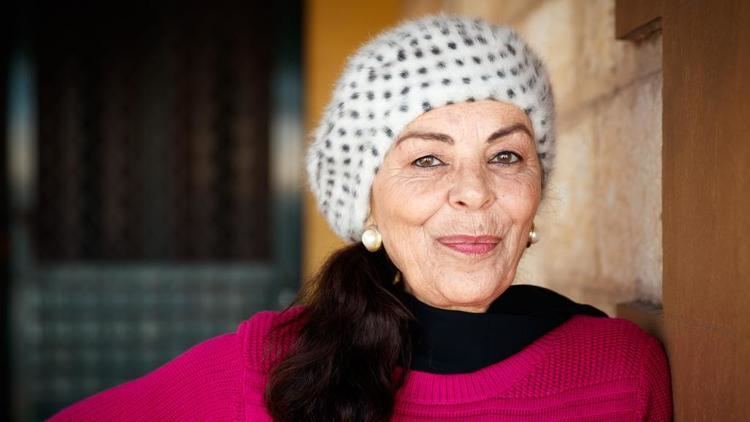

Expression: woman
xmin=52 ymin=15 xmax=672 ymax=421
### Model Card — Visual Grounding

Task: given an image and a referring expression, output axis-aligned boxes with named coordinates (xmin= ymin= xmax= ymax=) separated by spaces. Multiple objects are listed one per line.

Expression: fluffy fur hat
xmin=306 ymin=15 xmax=556 ymax=242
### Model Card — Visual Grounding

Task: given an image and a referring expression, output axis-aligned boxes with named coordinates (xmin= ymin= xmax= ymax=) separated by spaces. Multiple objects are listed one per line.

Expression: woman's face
xmin=370 ymin=100 xmax=542 ymax=313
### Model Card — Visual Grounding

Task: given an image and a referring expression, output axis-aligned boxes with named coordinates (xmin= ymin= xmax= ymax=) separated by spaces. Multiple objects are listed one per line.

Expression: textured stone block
xmin=445 ymin=0 xmax=662 ymax=118
xmin=593 ymin=72 xmax=662 ymax=304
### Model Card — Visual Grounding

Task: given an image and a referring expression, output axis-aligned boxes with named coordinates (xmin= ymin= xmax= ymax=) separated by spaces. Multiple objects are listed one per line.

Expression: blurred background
xmin=4 ymin=0 xmax=302 ymax=419
xmin=3 ymin=0 xmax=748 ymax=421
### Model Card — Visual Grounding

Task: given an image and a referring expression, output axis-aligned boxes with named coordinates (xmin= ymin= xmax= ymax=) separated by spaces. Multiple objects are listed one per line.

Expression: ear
xmin=364 ymin=214 xmax=376 ymax=227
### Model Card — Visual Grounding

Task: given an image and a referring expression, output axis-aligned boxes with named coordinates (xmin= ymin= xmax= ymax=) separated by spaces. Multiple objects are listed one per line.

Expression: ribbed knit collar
xmin=396 ymin=284 xmax=608 ymax=374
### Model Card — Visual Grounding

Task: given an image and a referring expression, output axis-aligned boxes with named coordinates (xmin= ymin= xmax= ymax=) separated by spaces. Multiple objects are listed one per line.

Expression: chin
xmin=436 ymin=282 xmax=502 ymax=311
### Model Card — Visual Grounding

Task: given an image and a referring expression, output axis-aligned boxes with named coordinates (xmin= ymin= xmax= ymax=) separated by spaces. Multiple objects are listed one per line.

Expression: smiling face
xmin=370 ymin=100 xmax=542 ymax=313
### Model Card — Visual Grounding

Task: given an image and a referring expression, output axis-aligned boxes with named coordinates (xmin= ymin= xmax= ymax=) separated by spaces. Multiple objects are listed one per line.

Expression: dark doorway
xmin=5 ymin=1 xmax=303 ymax=420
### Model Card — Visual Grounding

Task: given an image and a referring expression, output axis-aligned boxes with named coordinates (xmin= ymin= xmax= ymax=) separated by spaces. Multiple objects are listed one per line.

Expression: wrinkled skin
xmin=370 ymin=100 xmax=542 ymax=313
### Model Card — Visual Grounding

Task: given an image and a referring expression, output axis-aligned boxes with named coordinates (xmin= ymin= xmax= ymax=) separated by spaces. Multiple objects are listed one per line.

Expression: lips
xmin=437 ymin=235 xmax=501 ymax=256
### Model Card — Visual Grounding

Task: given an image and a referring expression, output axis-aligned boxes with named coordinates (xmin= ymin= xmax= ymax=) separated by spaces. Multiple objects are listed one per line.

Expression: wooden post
xmin=617 ymin=1 xmax=750 ymax=420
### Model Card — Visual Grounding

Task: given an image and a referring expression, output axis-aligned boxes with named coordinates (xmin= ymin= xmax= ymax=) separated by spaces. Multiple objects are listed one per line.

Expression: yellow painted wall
xmin=303 ymin=0 xmax=400 ymax=279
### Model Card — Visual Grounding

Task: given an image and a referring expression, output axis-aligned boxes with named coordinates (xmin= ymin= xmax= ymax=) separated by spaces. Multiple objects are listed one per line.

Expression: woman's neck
xmin=395 ymin=284 xmax=607 ymax=374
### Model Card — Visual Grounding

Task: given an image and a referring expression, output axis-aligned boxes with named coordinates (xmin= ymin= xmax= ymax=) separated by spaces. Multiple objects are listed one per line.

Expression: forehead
xmin=403 ymin=100 xmax=530 ymax=132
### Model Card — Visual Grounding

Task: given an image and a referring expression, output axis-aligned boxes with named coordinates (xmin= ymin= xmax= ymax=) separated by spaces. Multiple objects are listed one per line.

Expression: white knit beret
xmin=306 ymin=15 xmax=556 ymax=242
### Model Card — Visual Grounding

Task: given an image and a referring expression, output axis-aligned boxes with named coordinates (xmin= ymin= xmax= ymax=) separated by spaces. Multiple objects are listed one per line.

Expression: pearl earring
xmin=527 ymin=223 xmax=540 ymax=248
xmin=361 ymin=226 xmax=382 ymax=252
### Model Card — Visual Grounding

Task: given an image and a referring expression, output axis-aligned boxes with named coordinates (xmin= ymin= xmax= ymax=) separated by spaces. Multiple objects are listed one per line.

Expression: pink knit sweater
xmin=51 ymin=307 xmax=672 ymax=421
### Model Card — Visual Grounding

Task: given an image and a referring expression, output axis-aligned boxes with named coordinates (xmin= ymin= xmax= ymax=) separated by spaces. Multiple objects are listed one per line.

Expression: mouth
xmin=436 ymin=235 xmax=501 ymax=256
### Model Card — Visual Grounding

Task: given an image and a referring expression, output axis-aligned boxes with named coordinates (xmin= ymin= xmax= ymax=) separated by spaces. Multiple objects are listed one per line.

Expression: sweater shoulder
xmin=50 ymin=308 xmax=306 ymax=421
xmin=237 ymin=306 xmax=305 ymax=373
xmin=554 ymin=315 xmax=672 ymax=420
xmin=50 ymin=331 xmax=246 ymax=421
xmin=564 ymin=314 xmax=656 ymax=341
xmin=559 ymin=315 xmax=665 ymax=360
xmin=537 ymin=315 xmax=669 ymax=383
xmin=500 ymin=314 xmax=670 ymax=411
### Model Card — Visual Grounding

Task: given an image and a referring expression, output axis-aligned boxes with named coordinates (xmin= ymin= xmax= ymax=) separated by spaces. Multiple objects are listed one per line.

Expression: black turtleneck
xmin=396 ymin=284 xmax=608 ymax=374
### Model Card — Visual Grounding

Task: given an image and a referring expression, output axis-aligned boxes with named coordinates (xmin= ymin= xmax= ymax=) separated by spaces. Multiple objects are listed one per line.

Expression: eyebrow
xmin=395 ymin=122 xmax=533 ymax=147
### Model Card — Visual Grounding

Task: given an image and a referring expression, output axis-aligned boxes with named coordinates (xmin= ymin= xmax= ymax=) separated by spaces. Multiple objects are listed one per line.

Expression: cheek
xmin=371 ymin=171 xmax=448 ymax=278
xmin=499 ymin=176 xmax=540 ymax=216
xmin=494 ymin=175 xmax=541 ymax=247
xmin=372 ymin=171 xmax=448 ymax=228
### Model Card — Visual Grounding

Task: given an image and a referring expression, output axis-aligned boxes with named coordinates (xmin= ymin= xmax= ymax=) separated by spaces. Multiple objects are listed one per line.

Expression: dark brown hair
xmin=264 ymin=243 xmax=414 ymax=421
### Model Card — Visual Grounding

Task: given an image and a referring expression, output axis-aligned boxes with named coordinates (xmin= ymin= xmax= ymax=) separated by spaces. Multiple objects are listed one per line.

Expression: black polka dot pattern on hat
xmin=307 ymin=15 xmax=556 ymax=242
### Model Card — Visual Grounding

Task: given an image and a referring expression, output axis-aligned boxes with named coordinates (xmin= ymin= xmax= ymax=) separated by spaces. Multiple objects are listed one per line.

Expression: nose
xmin=448 ymin=165 xmax=495 ymax=210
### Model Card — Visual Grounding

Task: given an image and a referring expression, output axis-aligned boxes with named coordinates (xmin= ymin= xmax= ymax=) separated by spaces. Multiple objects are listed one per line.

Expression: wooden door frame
xmin=616 ymin=1 xmax=750 ymax=420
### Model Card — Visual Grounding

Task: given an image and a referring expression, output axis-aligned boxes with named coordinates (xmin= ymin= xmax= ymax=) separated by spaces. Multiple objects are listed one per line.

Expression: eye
xmin=489 ymin=151 xmax=521 ymax=165
xmin=413 ymin=155 xmax=445 ymax=168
